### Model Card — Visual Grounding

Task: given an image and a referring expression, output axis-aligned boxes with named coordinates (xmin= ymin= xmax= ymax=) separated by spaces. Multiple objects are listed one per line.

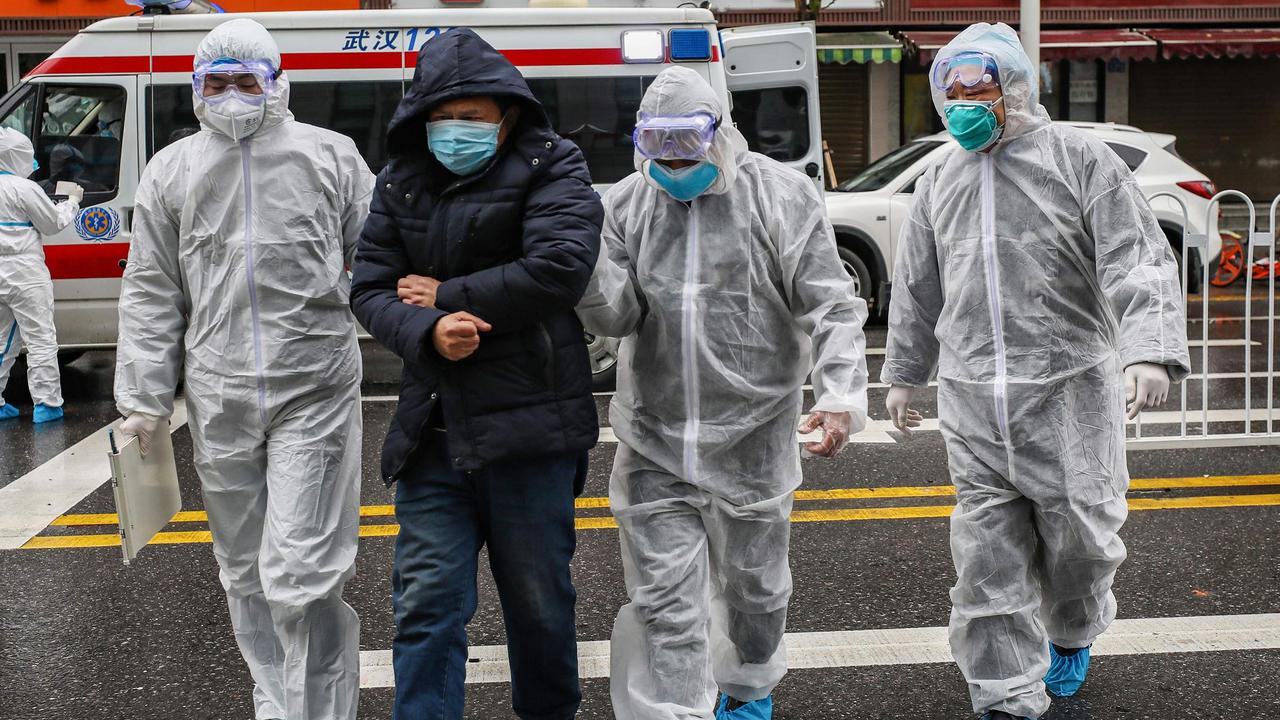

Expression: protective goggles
xmin=931 ymin=52 xmax=1001 ymax=92
xmin=632 ymin=112 xmax=718 ymax=160
xmin=193 ymin=58 xmax=277 ymax=99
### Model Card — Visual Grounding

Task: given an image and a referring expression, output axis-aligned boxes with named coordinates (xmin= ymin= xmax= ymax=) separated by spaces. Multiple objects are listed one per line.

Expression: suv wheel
xmin=838 ymin=246 xmax=875 ymax=309
xmin=586 ymin=333 xmax=619 ymax=392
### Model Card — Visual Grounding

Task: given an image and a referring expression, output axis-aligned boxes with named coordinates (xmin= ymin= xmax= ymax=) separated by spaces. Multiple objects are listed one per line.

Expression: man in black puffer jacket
xmin=350 ymin=28 xmax=602 ymax=720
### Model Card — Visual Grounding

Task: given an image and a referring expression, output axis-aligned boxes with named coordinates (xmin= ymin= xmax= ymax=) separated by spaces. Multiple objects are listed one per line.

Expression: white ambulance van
xmin=0 ymin=8 xmax=823 ymax=387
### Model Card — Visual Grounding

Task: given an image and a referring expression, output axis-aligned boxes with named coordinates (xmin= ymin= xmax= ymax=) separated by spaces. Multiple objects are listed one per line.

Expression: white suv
xmin=824 ymin=122 xmax=1222 ymax=318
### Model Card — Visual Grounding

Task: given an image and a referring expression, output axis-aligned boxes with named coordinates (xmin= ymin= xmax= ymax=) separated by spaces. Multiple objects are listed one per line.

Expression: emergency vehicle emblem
xmin=76 ymin=206 xmax=121 ymax=243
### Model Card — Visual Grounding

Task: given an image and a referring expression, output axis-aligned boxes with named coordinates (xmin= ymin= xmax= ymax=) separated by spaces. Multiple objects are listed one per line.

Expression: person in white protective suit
xmin=0 ymin=127 xmax=82 ymax=424
xmin=577 ymin=66 xmax=869 ymax=720
xmin=113 ymin=19 xmax=373 ymax=720
xmin=881 ymin=23 xmax=1191 ymax=720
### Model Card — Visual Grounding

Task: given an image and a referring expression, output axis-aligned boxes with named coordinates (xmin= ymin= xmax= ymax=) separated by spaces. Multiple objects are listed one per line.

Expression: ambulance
xmin=0 ymin=6 xmax=824 ymax=388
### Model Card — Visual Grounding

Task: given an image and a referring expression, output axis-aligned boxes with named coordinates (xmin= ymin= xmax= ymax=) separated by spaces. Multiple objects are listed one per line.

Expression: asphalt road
xmin=0 ymin=290 xmax=1277 ymax=720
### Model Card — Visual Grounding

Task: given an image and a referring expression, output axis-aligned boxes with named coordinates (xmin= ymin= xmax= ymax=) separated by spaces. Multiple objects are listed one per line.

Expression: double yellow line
xmin=19 ymin=474 xmax=1280 ymax=551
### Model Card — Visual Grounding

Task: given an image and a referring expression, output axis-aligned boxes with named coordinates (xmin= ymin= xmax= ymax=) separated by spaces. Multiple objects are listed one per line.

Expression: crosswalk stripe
xmin=0 ymin=406 xmax=190 ymax=550
xmin=356 ymin=612 xmax=1280 ymax=686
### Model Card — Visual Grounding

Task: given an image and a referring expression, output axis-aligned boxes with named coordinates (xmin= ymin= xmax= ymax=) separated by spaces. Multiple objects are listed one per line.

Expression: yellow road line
xmin=47 ymin=473 xmax=1280 ymax=528
xmin=22 ymin=492 xmax=1280 ymax=550
xmin=1128 ymin=493 xmax=1280 ymax=511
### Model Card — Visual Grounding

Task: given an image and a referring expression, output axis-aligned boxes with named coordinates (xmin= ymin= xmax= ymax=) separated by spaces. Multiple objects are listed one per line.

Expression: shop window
xmin=1039 ymin=60 xmax=1102 ymax=122
xmin=1067 ymin=60 xmax=1101 ymax=122
xmin=17 ymin=52 xmax=50 ymax=81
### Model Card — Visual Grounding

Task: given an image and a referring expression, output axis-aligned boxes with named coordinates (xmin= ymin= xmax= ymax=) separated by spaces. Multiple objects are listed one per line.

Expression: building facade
xmin=713 ymin=0 xmax=1280 ymax=202
xmin=5 ymin=0 xmax=1278 ymax=200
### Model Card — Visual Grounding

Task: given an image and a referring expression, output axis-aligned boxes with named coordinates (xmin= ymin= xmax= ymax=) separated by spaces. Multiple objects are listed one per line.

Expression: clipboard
xmin=107 ymin=423 xmax=181 ymax=565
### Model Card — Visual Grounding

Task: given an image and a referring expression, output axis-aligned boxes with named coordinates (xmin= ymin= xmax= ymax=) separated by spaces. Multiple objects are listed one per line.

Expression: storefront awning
xmin=902 ymin=29 xmax=1157 ymax=63
xmin=817 ymin=32 xmax=903 ymax=65
xmin=1141 ymin=28 xmax=1280 ymax=60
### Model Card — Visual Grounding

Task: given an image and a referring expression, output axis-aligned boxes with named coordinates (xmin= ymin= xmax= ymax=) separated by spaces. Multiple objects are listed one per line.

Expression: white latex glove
xmin=65 ymin=183 xmax=85 ymax=204
xmin=885 ymin=385 xmax=925 ymax=439
xmin=1125 ymin=363 xmax=1170 ymax=420
xmin=799 ymin=411 xmax=853 ymax=458
xmin=119 ymin=413 xmax=163 ymax=457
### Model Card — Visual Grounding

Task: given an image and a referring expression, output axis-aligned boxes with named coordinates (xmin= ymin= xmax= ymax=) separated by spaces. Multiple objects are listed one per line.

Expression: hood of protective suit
xmin=192 ymin=18 xmax=293 ymax=139
xmin=0 ymin=128 xmax=37 ymax=178
xmin=931 ymin=22 xmax=1051 ymax=142
xmin=387 ymin=28 xmax=551 ymax=163
xmin=634 ymin=66 xmax=748 ymax=196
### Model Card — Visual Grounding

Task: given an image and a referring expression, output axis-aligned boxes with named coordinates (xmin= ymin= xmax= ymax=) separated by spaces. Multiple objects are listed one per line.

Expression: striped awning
xmin=903 ymin=29 xmax=1158 ymax=63
xmin=817 ymin=32 xmax=903 ymax=65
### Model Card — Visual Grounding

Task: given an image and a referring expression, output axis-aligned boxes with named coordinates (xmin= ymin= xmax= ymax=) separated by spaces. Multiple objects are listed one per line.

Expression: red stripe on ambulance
xmin=27 ymin=56 xmax=151 ymax=78
xmin=45 ymin=243 xmax=129 ymax=280
xmin=28 ymin=47 xmax=644 ymax=78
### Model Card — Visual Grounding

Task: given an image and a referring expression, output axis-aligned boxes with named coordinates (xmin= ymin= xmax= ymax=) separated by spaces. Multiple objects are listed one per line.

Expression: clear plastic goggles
xmin=932 ymin=52 xmax=1001 ymax=92
xmin=193 ymin=58 xmax=277 ymax=100
xmin=633 ymin=112 xmax=718 ymax=160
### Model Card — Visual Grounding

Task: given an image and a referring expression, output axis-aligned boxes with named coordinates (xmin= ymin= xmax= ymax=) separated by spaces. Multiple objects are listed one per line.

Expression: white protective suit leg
xmin=609 ymin=445 xmax=792 ymax=720
xmin=942 ymin=359 xmax=1128 ymax=719
xmin=0 ymin=256 xmax=62 ymax=407
xmin=192 ymin=383 xmax=362 ymax=720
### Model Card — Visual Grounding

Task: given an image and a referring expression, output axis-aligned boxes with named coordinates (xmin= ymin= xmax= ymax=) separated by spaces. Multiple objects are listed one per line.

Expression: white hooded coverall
xmin=113 ymin=19 xmax=374 ymax=720
xmin=0 ymin=127 xmax=78 ymax=410
xmin=881 ymin=23 xmax=1191 ymax=719
xmin=577 ymin=67 xmax=869 ymax=719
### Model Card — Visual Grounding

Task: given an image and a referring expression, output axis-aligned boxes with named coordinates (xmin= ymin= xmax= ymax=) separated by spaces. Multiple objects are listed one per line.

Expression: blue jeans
xmin=391 ymin=433 xmax=582 ymax=720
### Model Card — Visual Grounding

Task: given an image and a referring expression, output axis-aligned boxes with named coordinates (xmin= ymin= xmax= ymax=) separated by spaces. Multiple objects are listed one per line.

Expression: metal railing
xmin=1128 ymin=191 xmax=1279 ymax=449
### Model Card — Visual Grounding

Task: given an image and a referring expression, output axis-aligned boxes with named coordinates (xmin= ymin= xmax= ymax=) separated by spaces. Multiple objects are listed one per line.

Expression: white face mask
xmin=199 ymin=87 xmax=268 ymax=141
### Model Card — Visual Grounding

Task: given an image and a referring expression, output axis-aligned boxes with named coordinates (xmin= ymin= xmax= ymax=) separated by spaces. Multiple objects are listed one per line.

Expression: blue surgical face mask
xmin=648 ymin=160 xmax=719 ymax=202
xmin=943 ymin=96 xmax=1005 ymax=152
xmin=427 ymin=119 xmax=501 ymax=177
xmin=31 ymin=158 xmax=40 ymax=173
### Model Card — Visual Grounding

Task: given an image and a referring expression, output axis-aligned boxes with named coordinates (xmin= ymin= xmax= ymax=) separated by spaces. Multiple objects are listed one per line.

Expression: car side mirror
xmin=805 ymin=162 xmax=819 ymax=179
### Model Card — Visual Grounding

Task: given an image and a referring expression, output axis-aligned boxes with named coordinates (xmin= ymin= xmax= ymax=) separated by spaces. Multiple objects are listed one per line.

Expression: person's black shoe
xmin=982 ymin=711 xmax=1030 ymax=720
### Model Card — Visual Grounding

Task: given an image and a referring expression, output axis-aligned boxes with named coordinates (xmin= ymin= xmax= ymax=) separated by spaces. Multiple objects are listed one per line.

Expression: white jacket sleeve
xmin=576 ymin=192 xmax=645 ymax=338
xmin=881 ymin=168 xmax=944 ymax=388
xmin=114 ymin=157 xmax=188 ymax=419
xmin=18 ymin=182 xmax=78 ymax=236
xmin=776 ymin=176 xmax=869 ymax=431
xmin=339 ymin=148 xmax=374 ymax=268
xmin=1084 ymin=171 xmax=1192 ymax=382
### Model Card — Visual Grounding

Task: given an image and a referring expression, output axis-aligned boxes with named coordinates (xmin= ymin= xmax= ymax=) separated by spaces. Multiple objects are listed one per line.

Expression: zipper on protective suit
xmin=980 ymin=154 xmax=1012 ymax=456
xmin=239 ymin=137 xmax=269 ymax=426
xmin=681 ymin=200 xmax=701 ymax=482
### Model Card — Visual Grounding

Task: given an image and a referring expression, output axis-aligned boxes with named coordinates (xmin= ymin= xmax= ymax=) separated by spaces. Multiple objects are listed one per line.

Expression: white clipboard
xmin=107 ymin=423 xmax=181 ymax=565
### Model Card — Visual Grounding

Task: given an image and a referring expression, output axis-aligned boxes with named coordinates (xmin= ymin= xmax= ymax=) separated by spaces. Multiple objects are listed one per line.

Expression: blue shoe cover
xmin=33 ymin=404 xmax=64 ymax=424
xmin=1045 ymin=644 xmax=1091 ymax=697
xmin=715 ymin=694 xmax=773 ymax=720
xmin=0 ymin=404 xmax=18 ymax=420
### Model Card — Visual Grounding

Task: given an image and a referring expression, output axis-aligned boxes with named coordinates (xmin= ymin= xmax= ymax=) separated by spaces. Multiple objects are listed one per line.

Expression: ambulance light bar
xmin=621 ymin=29 xmax=665 ymax=64
xmin=669 ymin=29 xmax=711 ymax=61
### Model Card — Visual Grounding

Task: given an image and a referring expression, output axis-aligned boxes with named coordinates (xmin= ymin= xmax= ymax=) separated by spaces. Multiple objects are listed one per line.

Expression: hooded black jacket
xmin=351 ymin=28 xmax=603 ymax=484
